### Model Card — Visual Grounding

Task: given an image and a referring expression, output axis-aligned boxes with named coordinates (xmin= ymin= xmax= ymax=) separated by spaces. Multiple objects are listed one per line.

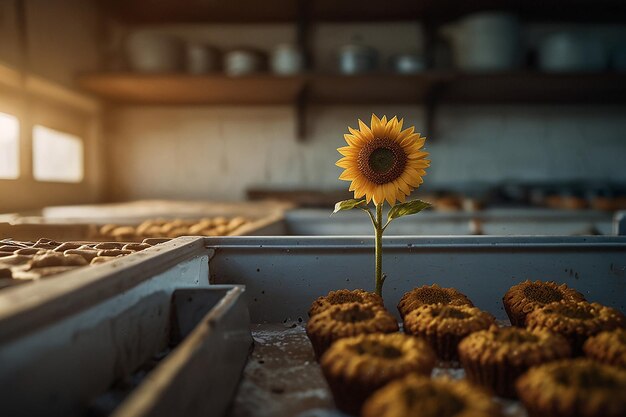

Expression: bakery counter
xmin=1 ymin=235 xmax=624 ymax=417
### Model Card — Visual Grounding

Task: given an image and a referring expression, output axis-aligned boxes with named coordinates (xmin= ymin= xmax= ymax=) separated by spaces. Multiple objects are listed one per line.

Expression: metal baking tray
xmin=206 ymin=235 xmax=626 ymax=417
xmin=0 ymin=237 xmax=251 ymax=417
xmin=208 ymin=236 xmax=626 ymax=322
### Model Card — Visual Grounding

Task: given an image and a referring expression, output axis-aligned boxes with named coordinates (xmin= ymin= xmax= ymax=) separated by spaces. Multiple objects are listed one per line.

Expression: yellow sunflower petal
xmin=402 ymin=137 xmax=426 ymax=150
xmin=357 ymin=119 xmax=374 ymax=139
xmin=343 ymin=133 xmax=359 ymax=147
xmin=408 ymin=151 xmax=429 ymax=160
xmin=336 ymin=157 xmax=355 ymax=168
xmin=339 ymin=167 xmax=360 ymax=180
xmin=371 ymin=114 xmax=385 ymax=138
xmin=394 ymin=178 xmax=411 ymax=195
xmin=350 ymin=175 xmax=367 ymax=192
xmin=401 ymin=172 xmax=423 ymax=188
xmin=406 ymin=166 xmax=427 ymax=177
xmin=349 ymin=127 xmax=371 ymax=143
xmin=411 ymin=160 xmax=430 ymax=168
xmin=384 ymin=182 xmax=397 ymax=206
xmin=351 ymin=180 xmax=363 ymax=194
xmin=386 ymin=116 xmax=401 ymax=139
xmin=411 ymin=157 xmax=430 ymax=164
xmin=337 ymin=146 xmax=360 ymax=157
xmin=400 ymin=133 xmax=423 ymax=147
xmin=372 ymin=186 xmax=385 ymax=206
xmin=395 ymin=126 xmax=415 ymax=143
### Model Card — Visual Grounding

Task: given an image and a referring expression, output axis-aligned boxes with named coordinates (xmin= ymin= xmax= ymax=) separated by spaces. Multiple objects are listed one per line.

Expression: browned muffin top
xmin=584 ymin=328 xmax=626 ymax=368
xmin=362 ymin=375 xmax=502 ymax=417
xmin=516 ymin=359 xmax=626 ymax=417
xmin=526 ymin=301 xmax=626 ymax=337
xmin=307 ymin=302 xmax=398 ymax=340
xmin=308 ymin=289 xmax=384 ymax=317
xmin=523 ymin=283 xmax=565 ymax=304
xmin=459 ymin=325 xmax=571 ymax=366
xmin=398 ymin=284 xmax=473 ymax=318
xmin=321 ymin=333 xmax=436 ymax=385
xmin=404 ymin=304 xmax=495 ymax=337
xmin=503 ymin=280 xmax=585 ymax=325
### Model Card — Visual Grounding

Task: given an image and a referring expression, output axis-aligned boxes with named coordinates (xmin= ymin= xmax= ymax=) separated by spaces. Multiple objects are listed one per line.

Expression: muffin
xmin=403 ymin=304 xmax=495 ymax=362
xmin=308 ymin=289 xmax=384 ymax=317
xmin=526 ymin=301 xmax=626 ymax=355
xmin=503 ymin=280 xmax=585 ymax=326
xmin=397 ymin=284 xmax=474 ymax=320
xmin=516 ymin=358 xmax=626 ymax=417
xmin=320 ymin=333 xmax=436 ymax=416
xmin=362 ymin=374 xmax=503 ymax=417
xmin=583 ymin=328 xmax=626 ymax=368
xmin=306 ymin=302 xmax=398 ymax=359
xmin=458 ymin=325 xmax=571 ymax=398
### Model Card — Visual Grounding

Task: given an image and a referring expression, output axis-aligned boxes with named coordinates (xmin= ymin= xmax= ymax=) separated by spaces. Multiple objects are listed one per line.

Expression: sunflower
xmin=336 ymin=114 xmax=430 ymax=206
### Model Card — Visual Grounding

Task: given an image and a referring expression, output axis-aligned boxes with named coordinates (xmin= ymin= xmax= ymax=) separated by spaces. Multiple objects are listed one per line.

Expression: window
xmin=33 ymin=125 xmax=84 ymax=183
xmin=0 ymin=112 xmax=20 ymax=179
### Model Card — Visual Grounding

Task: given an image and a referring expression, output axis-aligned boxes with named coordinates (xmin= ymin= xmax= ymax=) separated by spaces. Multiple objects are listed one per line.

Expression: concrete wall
xmin=105 ymin=103 xmax=626 ymax=201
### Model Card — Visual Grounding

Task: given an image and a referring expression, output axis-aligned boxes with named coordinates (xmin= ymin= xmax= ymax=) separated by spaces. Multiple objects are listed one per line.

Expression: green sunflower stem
xmin=374 ymin=202 xmax=384 ymax=296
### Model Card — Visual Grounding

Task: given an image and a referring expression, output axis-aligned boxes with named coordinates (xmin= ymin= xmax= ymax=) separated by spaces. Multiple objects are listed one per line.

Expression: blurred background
xmin=1 ymin=0 xmax=626 ymax=236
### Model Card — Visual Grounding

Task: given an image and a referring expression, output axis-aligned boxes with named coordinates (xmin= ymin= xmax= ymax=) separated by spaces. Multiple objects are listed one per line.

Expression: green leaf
xmin=387 ymin=199 xmax=432 ymax=221
xmin=332 ymin=199 xmax=367 ymax=214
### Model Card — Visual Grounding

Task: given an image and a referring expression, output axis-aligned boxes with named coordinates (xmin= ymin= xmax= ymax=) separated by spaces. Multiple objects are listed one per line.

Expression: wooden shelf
xmin=440 ymin=72 xmax=626 ymax=104
xmin=99 ymin=0 xmax=626 ymax=24
xmin=77 ymin=74 xmax=305 ymax=105
xmin=78 ymin=72 xmax=626 ymax=106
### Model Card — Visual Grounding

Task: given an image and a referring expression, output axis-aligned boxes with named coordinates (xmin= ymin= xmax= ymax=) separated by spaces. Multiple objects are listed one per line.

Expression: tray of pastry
xmin=0 ymin=200 xmax=290 ymax=242
xmin=0 ymin=237 xmax=173 ymax=290
xmin=206 ymin=236 xmax=626 ymax=417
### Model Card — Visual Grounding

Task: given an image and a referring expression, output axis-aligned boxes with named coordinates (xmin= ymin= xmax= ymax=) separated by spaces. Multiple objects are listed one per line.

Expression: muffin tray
xmin=208 ymin=235 xmax=626 ymax=416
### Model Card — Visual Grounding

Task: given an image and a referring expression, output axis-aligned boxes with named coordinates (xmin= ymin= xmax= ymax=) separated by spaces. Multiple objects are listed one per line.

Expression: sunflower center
xmin=358 ymin=138 xmax=407 ymax=185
